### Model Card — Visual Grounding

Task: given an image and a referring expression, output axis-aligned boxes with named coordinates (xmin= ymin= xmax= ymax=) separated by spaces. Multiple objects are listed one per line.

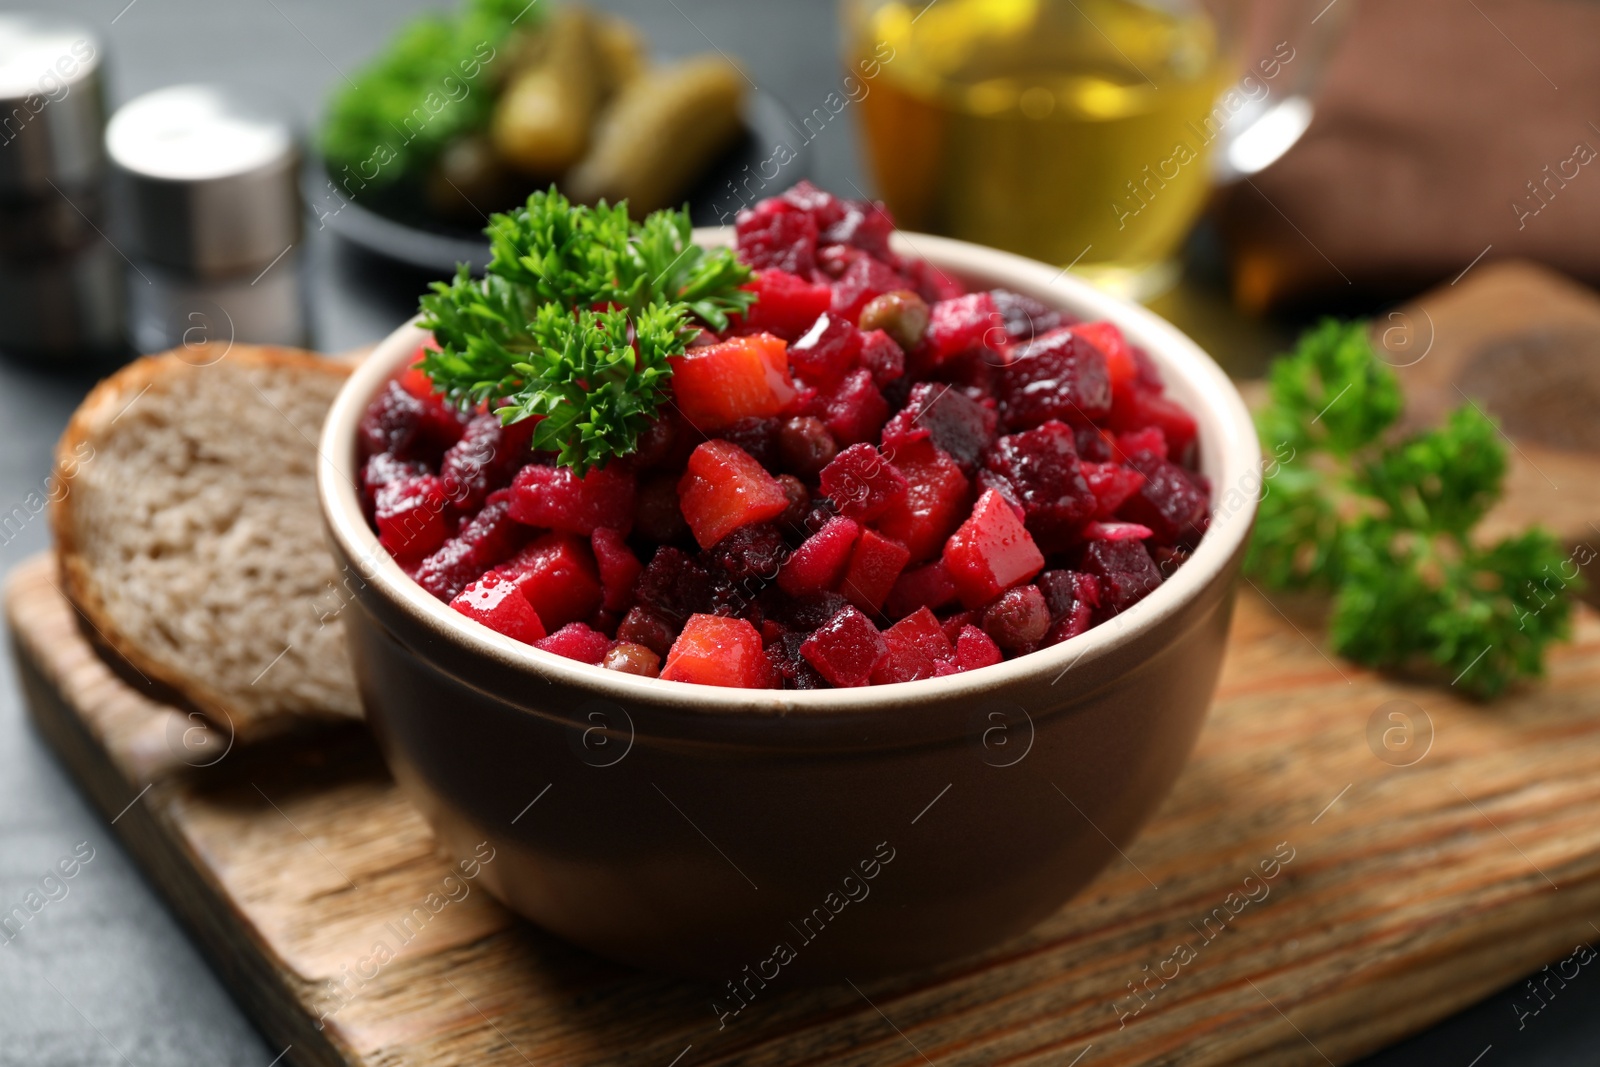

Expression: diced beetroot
xmin=419 ymin=399 xmax=466 ymax=451
xmin=496 ymin=532 xmax=603 ymax=629
xmin=840 ymin=530 xmax=911 ymax=614
xmin=870 ymin=607 xmax=956 ymax=684
xmin=942 ymin=488 xmax=1046 ymax=608
xmin=1082 ymin=462 xmax=1148 ymax=519
xmin=876 ymin=439 xmax=970 ymax=562
xmin=923 ymin=292 xmax=1002 ymax=363
xmin=819 ymin=443 xmax=908 ymax=521
xmin=1108 ymin=385 xmax=1199 ymax=463
xmin=1076 ymin=426 xmax=1116 ymax=462
xmin=1081 ymin=538 xmax=1164 ymax=615
xmin=789 ymin=312 xmax=863 ymax=389
xmin=536 ymin=622 xmax=611 ymax=664
xmin=923 ymin=348 xmax=998 ymax=404
xmin=634 ymin=476 xmax=691 ymax=544
xmin=831 ymin=253 xmax=909 ymax=323
xmin=716 ymin=416 xmax=780 ymax=470
xmin=441 ymin=414 xmax=526 ymax=514
xmin=1071 ymin=321 xmax=1139 ymax=388
xmin=450 ymin=574 xmax=546 ymax=644
xmin=508 ymin=460 xmax=635 ymax=535
xmin=706 ymin=522 xmax=787 ymax=582
xmin=414 ymin=542 xmax=483 ymax=603
xmin=359 ymin=381 xmax=428 ymax=459
xmin=365 ymin=182 xmax=1210 ymax=690
xmin=885 ymin=559 xmax=959 ymax=619
xmin=736 ymin=202 xmax=818 ymax=275
xmin=669 ymin=333 xmax=798 ymax=432
xmin=1037 ymin=570 xmax=1101 ymax=641
xmin=815 ymin=242 xmax=858 ymax=279
xmin=415 ymin=495 xmax=528 ymax=601
xmin=1081 ymin=521 xmax=1154 ymax=541
xmin=660 ymin=614 xmax=771 ymax=687
xmin=997 ymin=328 xmax=1113 ymax=430
xmin=678 ymin=440 xmax=792 ymax=548
xmin=1046 ymin=603 xmax=1095 ymax=646
xmin=634 ymin=410 xmax=696 ymax=471
xmin=395 ymin=365 xmax=468 ymax=448
xmin=591 ymin=528 xmax=643 ymax=612
xmin=976 ymin=469 xmax=1026 ymax=520
xmin=1131 ymin=347 xmax=1165 ymax=390
xmin=767 ymin=632 xmax=829 ymax=689
xmin=375 ymin=475 xmax=449 ymax=561
xmin=857 ymin=329 xmax=905 ymax=387
xmin=780 ymin=180 xmax=848 ymax=229
xmin=777 ymin=590 xmax=852 ymax=632
xmin=821 ymin=368 xmax=890 ymax=446
xmin=954 ymin=625 xmax=1003 ymax=672
xmin=800 ymin=606 xmax=888 ymax=688
xmin=991 ymin=289 xmax=1066 ymax=344
xmin=737 ymin=269 xmax=833 ymax=341
xmin=777 ymin=515 xmax=860 ymax=596
xmin=1115 ymin=427 xmax=1167 ymax=462
xmin=882 ymin=382 xmax=997 ymax=475
xmin=361 ymin=452 xmax=426 ymax=512
xmin=1152 ymin=544 xmax=1192 ymax=579
xmin=820 ymin=197 xmax=897 ymax=261
xmin=905 ymin=257 xmax=967 ymax=303
xmin=1119 ymin=452 xmax=1209 ymax=546
xmin=941 ymin=609 xmax=980 ymax=644
xmin=981 ymin=421 xmax=1096 ymax=548
xmin=636 ymin=547 xmax=712 ymax=623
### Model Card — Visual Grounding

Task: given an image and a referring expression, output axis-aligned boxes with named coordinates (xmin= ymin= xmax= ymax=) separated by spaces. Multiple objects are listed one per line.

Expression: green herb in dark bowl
xmin=319 ymin=0 xmax=538 ymax=196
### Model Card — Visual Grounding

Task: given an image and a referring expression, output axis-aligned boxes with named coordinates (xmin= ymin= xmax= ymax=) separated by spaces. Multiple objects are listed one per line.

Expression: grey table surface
xmin=0 ymin=1 xmax=1594 ymax=1063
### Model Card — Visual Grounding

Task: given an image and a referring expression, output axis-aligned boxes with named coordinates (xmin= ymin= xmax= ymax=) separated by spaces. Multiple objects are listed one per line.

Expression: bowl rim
xmin=317 ymin=228 xmax=1262 ymax=715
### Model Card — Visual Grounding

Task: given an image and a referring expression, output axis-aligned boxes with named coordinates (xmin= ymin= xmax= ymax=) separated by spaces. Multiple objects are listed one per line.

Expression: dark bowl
xmin=304 ymin=90 xmax=806 ymax=275
xmin=317 ymin=231 xmax=1261 ymax=982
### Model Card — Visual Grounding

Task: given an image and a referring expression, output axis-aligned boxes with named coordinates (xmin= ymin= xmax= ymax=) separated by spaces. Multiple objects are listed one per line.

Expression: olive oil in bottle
xmin=851 ymin=0 xmax=1225 ymax=297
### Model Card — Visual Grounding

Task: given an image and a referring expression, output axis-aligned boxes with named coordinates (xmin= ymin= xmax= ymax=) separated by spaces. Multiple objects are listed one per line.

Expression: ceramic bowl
xmin=317 ymin=230 xmax=1261 ymax=982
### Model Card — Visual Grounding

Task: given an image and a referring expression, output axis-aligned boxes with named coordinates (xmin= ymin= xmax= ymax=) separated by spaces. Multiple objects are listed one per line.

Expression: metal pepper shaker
xmin=0 ymin=14 xmax=124 ymax=364
xmin=106 ymin=84 xmax=307 ymax=355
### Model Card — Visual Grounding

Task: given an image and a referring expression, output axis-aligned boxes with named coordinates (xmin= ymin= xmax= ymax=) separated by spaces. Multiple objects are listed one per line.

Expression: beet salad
xmin=358 ymin=181 xmax=1210 ymax=689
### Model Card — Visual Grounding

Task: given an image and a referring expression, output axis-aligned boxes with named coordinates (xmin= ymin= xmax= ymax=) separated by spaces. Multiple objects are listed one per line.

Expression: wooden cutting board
xmin=11 ymin=547 xmax=1600 ymax=1067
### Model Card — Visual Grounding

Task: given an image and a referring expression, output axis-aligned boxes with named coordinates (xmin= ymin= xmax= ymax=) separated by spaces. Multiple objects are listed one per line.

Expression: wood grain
xmin=11 ymin=549 xmax=1600 ymax=1066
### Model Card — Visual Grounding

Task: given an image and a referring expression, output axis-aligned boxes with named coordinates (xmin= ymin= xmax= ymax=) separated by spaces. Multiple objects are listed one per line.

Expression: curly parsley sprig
xmin=1247 ymin=319 xmax=1575 ymax=699
xmin=418 ymin=188 xmax=755 ymax=473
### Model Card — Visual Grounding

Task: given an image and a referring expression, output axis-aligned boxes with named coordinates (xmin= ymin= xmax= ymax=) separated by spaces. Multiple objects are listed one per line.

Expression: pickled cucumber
xmin=566 ymin=56 xmax=746 ymax=216
xmin=490 ymin=7 xmax=602 ymax=175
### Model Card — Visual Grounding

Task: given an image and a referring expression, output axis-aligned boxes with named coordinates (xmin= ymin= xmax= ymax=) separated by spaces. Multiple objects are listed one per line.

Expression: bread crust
xmin=50 ymin=343 xmax=357 ymax=740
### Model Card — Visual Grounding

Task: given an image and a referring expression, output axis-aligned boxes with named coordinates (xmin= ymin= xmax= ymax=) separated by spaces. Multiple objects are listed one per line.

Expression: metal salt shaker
xmin=0 ymin=14 xmax=123 ymax=364
xmin=106 ymin=84 xmax=306 ymax=355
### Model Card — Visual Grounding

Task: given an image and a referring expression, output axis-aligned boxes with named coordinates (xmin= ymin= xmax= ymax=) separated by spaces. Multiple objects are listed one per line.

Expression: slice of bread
xmin=50 ymin=344 xmax=361 ymax=740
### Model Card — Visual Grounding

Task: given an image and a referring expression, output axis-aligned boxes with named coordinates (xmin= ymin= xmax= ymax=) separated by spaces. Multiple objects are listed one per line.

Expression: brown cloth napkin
xmin=1212 ymin=0 xmax=1600 ymax=313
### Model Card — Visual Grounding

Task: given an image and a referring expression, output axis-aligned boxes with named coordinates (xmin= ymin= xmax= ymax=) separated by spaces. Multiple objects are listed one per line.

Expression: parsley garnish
xmin=1248 ymin=320 xmax=1576 ymax=699
xmin=418 ymin=187 xmax=755 ymax=473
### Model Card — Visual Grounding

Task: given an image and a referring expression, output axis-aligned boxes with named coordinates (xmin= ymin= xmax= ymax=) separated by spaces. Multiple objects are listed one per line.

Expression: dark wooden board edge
xmin=10 ymin=627 xmax=353 ymax=1067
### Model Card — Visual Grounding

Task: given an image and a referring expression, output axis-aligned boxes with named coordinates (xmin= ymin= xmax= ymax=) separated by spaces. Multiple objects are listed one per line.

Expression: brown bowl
xmin=317 ymin=231 xmax=1261 ymax=983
